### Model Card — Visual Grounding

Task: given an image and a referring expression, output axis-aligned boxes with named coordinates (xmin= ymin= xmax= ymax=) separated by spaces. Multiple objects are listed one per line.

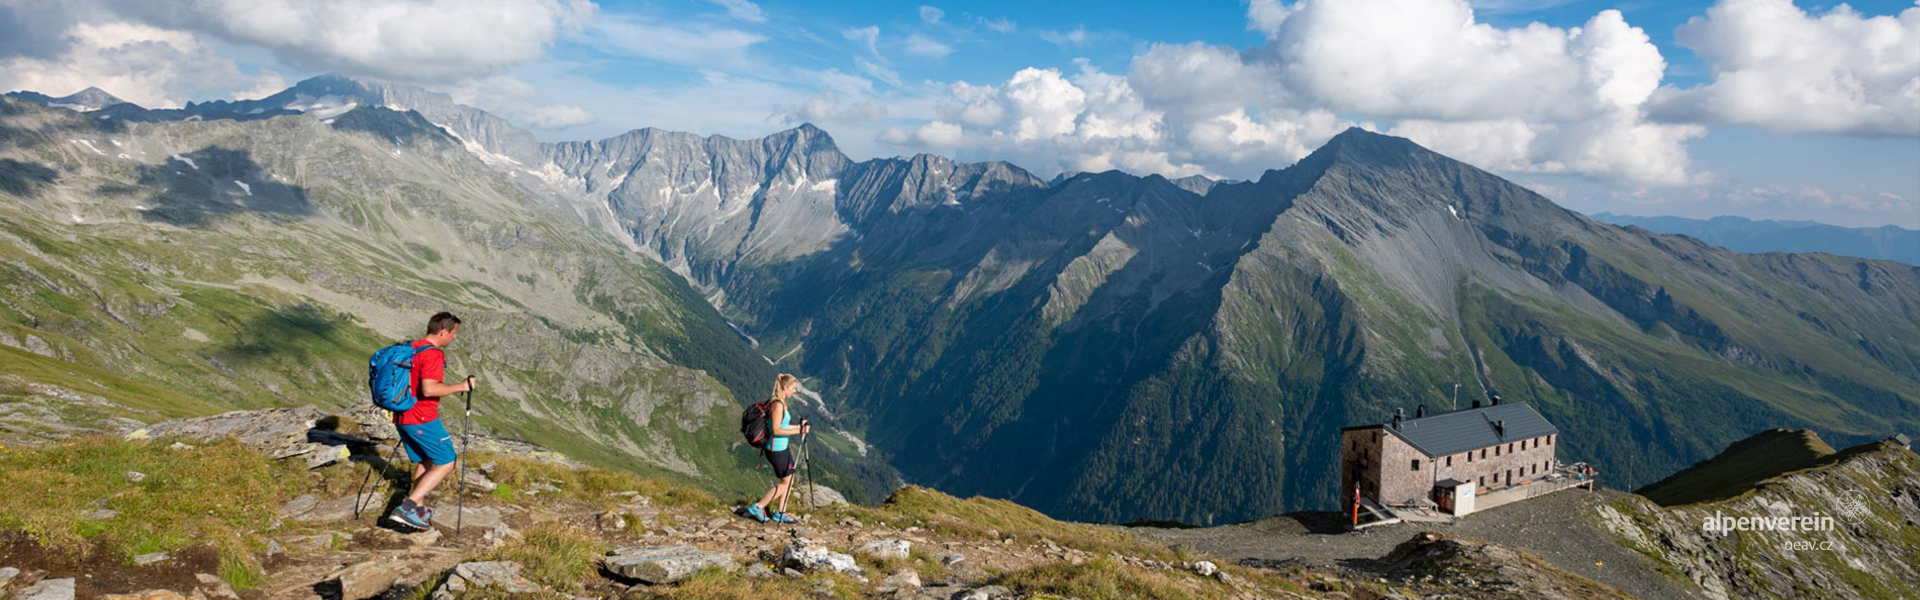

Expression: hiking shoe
xmin=415 ymin=505 xmax=435 ymax=524
xmin=770 ymin=511 xmax=798 ymax=524
xmin=743 ymin=504 xmax=770 ymax=523
xmin=388 ymin=505 xmax=430 ymax=530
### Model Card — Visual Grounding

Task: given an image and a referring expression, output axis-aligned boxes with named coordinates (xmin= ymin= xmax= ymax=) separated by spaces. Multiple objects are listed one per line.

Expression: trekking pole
xmin=456 ymin=379 xmax=473 ymax=541
xmin=352 ymin=435 xmax=403 ymax=519
xmin=803 ymin=425 xmax=815 ymax=512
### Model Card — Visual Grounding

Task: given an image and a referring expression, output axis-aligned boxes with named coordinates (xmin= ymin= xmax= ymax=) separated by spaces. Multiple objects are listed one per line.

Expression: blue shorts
xmin=397 ymin=419 xmax=458 ymax=466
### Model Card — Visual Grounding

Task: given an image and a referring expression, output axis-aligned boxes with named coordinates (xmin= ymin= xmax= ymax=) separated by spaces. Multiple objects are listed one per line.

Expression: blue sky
xmin=2 ymin=0 xmax=1916 ymax=227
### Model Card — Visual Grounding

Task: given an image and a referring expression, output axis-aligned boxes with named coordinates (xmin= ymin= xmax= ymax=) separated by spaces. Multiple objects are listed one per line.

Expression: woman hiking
xmin=744 ymin=373 xmax=809 ymax=523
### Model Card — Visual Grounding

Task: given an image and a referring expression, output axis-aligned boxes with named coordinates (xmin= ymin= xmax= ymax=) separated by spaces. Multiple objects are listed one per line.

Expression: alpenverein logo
xmin=1834 ymin=489 xmax=1872 ymax=528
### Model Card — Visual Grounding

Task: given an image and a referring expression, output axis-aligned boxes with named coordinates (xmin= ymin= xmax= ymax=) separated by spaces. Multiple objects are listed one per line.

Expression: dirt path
xmin=1130 ymin=487 xmax=1703 ymax=600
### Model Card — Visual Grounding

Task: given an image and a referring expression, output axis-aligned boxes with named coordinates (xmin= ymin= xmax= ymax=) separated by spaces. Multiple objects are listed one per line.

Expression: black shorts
xmin=766 ymin=448 xmax=795 ymax=478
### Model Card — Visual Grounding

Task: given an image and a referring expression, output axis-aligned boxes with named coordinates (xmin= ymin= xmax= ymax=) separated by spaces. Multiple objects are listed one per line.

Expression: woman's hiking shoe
xmin=740 ymin=504 xmax=770 ymax=523
xmin=770 ymin=511 xmax=798 ymax=524
xmin=416 ymin=505 xmax=435 ymax=524
xmin=388 ymin=504 xmax=431 ymax=530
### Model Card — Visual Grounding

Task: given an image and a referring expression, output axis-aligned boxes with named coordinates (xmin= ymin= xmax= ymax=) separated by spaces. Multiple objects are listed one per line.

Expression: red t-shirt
xmin=396 ymin=340 xmax=445 ymax=425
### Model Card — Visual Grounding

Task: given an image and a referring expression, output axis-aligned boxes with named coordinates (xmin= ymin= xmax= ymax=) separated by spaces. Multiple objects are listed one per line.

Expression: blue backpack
xmin=368 ymin=342 xmax=433 ymax=412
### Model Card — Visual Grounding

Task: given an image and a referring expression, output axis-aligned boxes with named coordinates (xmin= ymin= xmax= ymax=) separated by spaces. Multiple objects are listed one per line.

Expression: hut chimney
xmin=1489 ymin=392 xmax=1502 ymax=406
xmin=1392 ymin=408 xmax=1404 ymax=430
xmin=1415 ymin=404 xmax=1426 ymax=418
xmin=1471 ymin=399 xmax=1482 ymax=409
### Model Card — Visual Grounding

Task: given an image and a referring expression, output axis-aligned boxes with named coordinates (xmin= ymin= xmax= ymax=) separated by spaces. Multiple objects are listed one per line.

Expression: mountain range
xmin=1590 ymin=212 xmax=1920 ymax=266
xmin=5 ymin=76 xmax=1917 ymax=526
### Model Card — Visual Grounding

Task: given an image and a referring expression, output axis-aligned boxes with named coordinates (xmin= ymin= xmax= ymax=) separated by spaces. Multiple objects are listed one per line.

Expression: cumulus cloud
xmin=883 ymin=59 xmax=1342 ymax=179
xmin=905 ymin=33 xmax=954 ymax=59
xmin=98 ymin=0 xmax=596 ymax=82
xmin=1652 ymin=0 xmax=1920 ymax=136
xmin=919 ymin=6 xmax=945 ymax=25
xmin=0 ymin=20 xmax=251 ymax=107
xmin=1243 ymin=0 xmax=1703 ymax=185
xmin=877 ymin=0 xmax=1711 ymax=185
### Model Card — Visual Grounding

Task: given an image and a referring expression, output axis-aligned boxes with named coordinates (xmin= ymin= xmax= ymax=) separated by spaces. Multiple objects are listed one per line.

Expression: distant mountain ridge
xmin=1591 ymin=212 xmax=1920 ymax=265
xmin=8 ymin=76 xmax=1918 ymax=526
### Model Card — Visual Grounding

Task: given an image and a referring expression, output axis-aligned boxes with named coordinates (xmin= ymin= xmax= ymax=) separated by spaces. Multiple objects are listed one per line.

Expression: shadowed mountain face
xmin=12 ymin=77 xmax=1920 ymax=525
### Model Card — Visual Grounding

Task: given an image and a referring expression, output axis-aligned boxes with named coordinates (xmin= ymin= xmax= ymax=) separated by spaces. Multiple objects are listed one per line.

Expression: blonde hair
xmin=770 ymin=373 xmax=799 ymax=402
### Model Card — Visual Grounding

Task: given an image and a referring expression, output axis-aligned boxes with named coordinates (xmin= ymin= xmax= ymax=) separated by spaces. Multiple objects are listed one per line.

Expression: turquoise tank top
xmin=769 ymin=404 xmax=793 ymax=452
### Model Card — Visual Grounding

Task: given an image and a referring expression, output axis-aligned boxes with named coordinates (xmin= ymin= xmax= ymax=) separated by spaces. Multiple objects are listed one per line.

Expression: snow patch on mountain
xmin=70 ymin=139 xmax=106 ymax=155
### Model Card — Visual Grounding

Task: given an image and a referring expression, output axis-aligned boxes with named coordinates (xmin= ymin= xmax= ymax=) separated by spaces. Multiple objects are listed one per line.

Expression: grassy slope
xmin=0 ymin=99 xmax=816 ymax=501
xmin=1634 ymin=429 xmax=1836 ymax=506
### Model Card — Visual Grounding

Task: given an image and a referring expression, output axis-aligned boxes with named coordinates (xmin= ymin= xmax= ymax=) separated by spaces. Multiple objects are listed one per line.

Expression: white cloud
xmin=843 ymin=26 xmax=881 ymax=57
xmin=783 ymin=91 xmax=887 ymax=125
xmin=231 ymin=68 xmax=289 ymax=101
xmin=1039 ymin=25 xmax=1104 ymax=48
xmin=1247 ymin=0 xmax=1703 ymax=185
xmin=919 ymin=6 xmax=944 ymax=25
xmin=904 ymin=33 xmax=954 ymax=59
xmin=448 ymin=74 xmax=595 ymax=130
xmin=1003 ymin=68 xmax=1086 ymax=141
xmin=703 ymin=0 xmax=767 ymax=23
xmin=0 ymin=20 xmax=250 ymax=107
xmin=523 ymin=104 xmax=595 ymax=129
xmin=1652 ymin=0 xmax=1920 ymax=136
xmin=978 ymin=17 xmax=1017 ymax=34
xmin=580 ymin=13 xmax=765 ymax=72
xmin=101 ymin=0 xmax=596 ymax=83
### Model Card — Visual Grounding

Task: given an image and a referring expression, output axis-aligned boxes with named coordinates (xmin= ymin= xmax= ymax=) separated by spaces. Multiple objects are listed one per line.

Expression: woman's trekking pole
xmin=352 ymin=435 xmax=403 ymax=519
xmin=803 ymin=427 xmax=815 ymax=511
xmin=456 ymin=380 xmax=473 ymax=541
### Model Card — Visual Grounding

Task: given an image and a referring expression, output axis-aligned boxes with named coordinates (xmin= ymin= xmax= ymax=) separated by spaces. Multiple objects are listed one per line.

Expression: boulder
xmin=745 ymin=564 xmax=777 ymax=579
xmin=595 ymin=511 xmax=627 ymax=532
xmin=17 ymin=578 xmax=75 ymax=600
xmin=433 ymin=561 xmax=544 ymax=598
xmin=281 ymin=494 xmax=360 ymax=522
xmin=880 ymin=569 xmax=922 ymax=590
xmin=800 ymin=484 xmax=849 ymax=508
xmin=855 ymin=539 xmax=911 ymax=561
xmin=132 ymin=551 xmax=170 ymax=566
xmin=279 ymin=533 xmax=337 ymax=552
xmin=124 ymin=471 xmax=147 ymax=483
xmin=604 ymin=545 xmax=738 ymax=584
xmin=956 ymin=585 xmax=1014 ymax=600
xmin=193 ymin=573 xmax=238 ymax=600
xmin=331 ymin=559 xmax=412 ymax=599
xmin=780 ymin=540 xmax=862 ymax=576
xmin=1194 ymin=560 xmax=1218 ymax=577
xmin=0 ymin=566 xmax=19 ymax=586
xmin=303 ymin=444 xmax=350 ymax=469
xmin=135 ymin=407 xmax=324 ymax=456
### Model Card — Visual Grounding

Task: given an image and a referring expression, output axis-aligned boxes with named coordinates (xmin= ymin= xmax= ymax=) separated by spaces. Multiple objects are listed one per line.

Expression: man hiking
xmin=744 ymin=373 xmax=809 ymax=523
xmin=388 ymin=311 xmax=476 ymax=530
